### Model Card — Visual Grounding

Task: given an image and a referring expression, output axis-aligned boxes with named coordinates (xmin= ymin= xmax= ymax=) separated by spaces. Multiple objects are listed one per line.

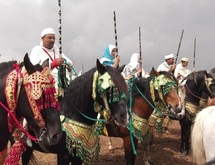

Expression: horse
xmin=178 ymin=70 xmax=215 ymax=157
xmin=21 ymin=59 xmax=130 ymax=165
xmin=0 ymin=54 xmax=63 ymax=164
xmin=191 ymin=105 xmax=215 ymax=165
xmin=106 ymin=68 xmax=182 ymax=165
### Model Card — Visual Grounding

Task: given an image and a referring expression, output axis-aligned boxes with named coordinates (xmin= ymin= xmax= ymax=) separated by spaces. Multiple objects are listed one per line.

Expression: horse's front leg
xmin=185 ymin=120 xmax=192 ymax=155
xmin=122 ymin=136 xmax=138 ymax=165
xmin=22 ymin=146 xmax=34 ymax=165
xmin=57 ymin=153 xmax=71 ymax=165
xmin=142 ymin=141 xmax=151 ymax=165
xmin=179 ymin=119 xmax=186 ymax=155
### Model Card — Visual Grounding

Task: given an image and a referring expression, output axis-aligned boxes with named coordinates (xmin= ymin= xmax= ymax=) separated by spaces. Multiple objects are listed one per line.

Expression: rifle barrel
xmin=139 ymin=27 xmax=142 ymax=77
xmin=175 ymin=29 xmax=184 ymax=64
xmin=113 ymin=11 xmax=118 ymax=57
xmin=193 ymin=38 xmax=196 ymax=71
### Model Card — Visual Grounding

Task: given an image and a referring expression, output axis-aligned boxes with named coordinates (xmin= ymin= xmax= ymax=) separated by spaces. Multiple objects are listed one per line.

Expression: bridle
xmin=92 ymin=70 xmax=126 ymax=122
xmin=3 ymin=64 xmax=59 ymax=143
xmin=185 ymin=76 xmax=215 ymax=100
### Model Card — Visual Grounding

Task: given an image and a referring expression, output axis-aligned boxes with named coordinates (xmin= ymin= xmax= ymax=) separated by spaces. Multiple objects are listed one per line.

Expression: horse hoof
xmin=180 ymin=152 xmax=186 ymax=158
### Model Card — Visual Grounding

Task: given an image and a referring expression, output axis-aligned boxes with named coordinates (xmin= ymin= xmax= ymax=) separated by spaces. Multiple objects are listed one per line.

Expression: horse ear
xmin=96 ymin=59 xmax=107 ymax=75
xmin=41 ymin=59 xmax=49 ymax=69
xmin=150 ymin=67 xmax=160 ymax=77
xmin=23 ymin=53 xmax=36 ymax=74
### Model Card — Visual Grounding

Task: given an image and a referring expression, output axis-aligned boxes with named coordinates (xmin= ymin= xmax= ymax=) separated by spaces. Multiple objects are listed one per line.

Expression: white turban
xmin=181 ymin=57 xmax=189 ymax=62
xmin=41 ymin=28 xmax=55 ymax=38
xmin=165 ymin=53 xmax=174 ymax=59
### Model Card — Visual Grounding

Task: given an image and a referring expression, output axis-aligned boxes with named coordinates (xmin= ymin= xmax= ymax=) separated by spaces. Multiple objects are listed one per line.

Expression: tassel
xmin=4 ymin=141 xmax=26 ymax=165
xmin=4 ymin=129 xmax=26 ymax=165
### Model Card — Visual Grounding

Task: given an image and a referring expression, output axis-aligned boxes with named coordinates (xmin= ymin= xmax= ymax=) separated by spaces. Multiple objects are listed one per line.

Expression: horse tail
xmin=191 ymin=107 xmax=210 ymax=165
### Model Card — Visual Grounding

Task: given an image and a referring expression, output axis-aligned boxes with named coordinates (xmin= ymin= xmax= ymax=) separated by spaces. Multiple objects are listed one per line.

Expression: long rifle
xmin=193 ymin=38 xmax=196 ymax=71
xmin=139 ymin=26 xmax=142 ymax=77
xmin=175 ymin=29 xmax=184 ymax=64
xmin=113 ymin=11 xmax=119 ymax=68
xmin=58 ymin=0 xmax=67 ymax=95
xmin=113 ymin=11 xmax=118 ymax=57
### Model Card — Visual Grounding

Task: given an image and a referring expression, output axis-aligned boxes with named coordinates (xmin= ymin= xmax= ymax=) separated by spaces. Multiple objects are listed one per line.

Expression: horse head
xmin=150 ymin=67 xmax=182 ymax=115
xmin=95 ymin=59 xmax=129 ymax=127
xmin=185 ymin=71 xmax=215 ymax=103
xmin=204 ymin=71 xmax=215 ymax=98
xmin=17 ymin=53 xmax=62 ymax=146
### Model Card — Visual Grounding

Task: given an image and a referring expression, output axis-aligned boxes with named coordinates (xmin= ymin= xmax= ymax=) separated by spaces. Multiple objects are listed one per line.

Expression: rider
xmin=121 ymin=53 xmax=148 ymax=81
xmin=157 ymin=53 xmax=176 ymax=73
xmin=28 ymin=28 xmax=74 ymax=94
xmin=100 ymin=44 xmax=120 ymax=68
xmin=174 ymin=57 xmax=191 ymax=102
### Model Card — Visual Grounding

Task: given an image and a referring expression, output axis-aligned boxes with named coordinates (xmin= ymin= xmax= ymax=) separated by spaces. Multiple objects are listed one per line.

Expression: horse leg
xmin=122 ymin=136 xmax=137 ymax=165
xmin=179 ymin=119 xmax=186 ymax=156
xmin=57 ymin=153 xmax=71 ymax=165
xmin=108 ymin=137 xmax=114 ymax=154
xmin=22 ymin=147 xmax=34 ymax=165
xmin=185 ymin=120 xmax=192 ymax=155
xmin=142 ymin=141 xmax=151 ymax=165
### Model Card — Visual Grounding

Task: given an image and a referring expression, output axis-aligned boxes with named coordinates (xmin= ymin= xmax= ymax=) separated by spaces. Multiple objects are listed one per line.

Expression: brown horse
xmin=106 ymin=68 xmax=182 ymax=165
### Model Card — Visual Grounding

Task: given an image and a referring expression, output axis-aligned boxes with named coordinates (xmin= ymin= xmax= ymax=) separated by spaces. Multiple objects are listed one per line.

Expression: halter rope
xmin=127 ymin=78 xmax=137 ymax=155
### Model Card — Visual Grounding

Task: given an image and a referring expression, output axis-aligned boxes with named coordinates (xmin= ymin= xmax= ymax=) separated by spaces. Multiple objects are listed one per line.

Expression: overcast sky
xmin=0 ymin=0 xmax=214 ymax=73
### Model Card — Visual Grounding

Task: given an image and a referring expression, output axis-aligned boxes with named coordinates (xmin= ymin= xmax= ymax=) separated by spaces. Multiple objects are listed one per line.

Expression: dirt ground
xmin=31 ymin=120 xmax=196 ymax=165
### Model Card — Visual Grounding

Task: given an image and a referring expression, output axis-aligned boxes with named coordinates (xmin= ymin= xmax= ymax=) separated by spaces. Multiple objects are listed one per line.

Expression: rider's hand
xmin=51 ymin=58 xmax=64 ymax=68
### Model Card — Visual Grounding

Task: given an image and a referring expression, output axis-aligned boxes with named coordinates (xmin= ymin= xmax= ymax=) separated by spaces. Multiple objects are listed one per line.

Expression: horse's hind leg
xmin=123 ymin=136 xmax=137 ymax=165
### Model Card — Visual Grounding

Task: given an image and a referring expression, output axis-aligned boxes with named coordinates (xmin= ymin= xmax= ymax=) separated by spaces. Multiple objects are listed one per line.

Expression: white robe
xmin=29 ymin=44 xmax=73 ymax=90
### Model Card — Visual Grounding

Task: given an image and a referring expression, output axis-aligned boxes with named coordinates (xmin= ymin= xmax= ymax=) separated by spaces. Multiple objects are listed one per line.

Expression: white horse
xmin=191 ymin=105 xmax=215 ymax=165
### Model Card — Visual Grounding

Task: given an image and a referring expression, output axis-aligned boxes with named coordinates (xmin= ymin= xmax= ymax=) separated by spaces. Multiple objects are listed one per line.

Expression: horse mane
xmin=187 ymin=70 xmax=207 ymax=84
xmin=0 ymin=61 xmax=17 ymax=78
xmin=159 ymin=71 xmax=178 ymax=85
xmin=105 ymin=66 xmax=128 ymax=95
xmin=117 ymin=64 xmax=126 ymax=73
xmin=131 ymin=76 xmax=153 ymax=104
xmin=61 ymin=65 xmax=128 ymax=121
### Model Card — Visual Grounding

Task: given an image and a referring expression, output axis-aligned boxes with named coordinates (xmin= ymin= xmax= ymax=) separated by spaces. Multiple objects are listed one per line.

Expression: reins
xmin=0 ymin=102 xmax=38 ymax=142
xmin=135 ymin=84 xmax=163 ymax=116
xmin=185 ymin=83 xmax=202 ymax=100
xmin=127 ymin=78 xmax=137 ymax=155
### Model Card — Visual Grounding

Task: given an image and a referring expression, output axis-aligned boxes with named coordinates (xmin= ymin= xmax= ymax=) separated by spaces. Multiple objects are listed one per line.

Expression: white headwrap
xmin=108 ymin=45 xmax=116 ymax=54
xmin=181 ymin=57 xmax=189 ymax=62
xmin=129 ymin=53 xmax=140 ymax=70
xmin=41 ymin=28 xmax=56 ymax=38
xmin=165 ymin=53 xmax=174 ymax=59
